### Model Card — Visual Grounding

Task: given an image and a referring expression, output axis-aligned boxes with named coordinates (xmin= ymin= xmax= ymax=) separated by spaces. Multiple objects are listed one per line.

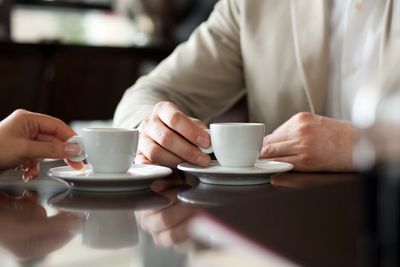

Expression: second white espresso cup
xmin=201 ymin=123 xmax=265 ymax=167
xmin=69 ymin=128 xmax=139 ymax=173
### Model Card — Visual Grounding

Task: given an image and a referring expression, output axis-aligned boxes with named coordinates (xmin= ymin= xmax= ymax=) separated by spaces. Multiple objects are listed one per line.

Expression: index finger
xmin=30 ymin=112 xmax=77 ymax=142
xmin=156 ymin=103 xmax=210 ymax=148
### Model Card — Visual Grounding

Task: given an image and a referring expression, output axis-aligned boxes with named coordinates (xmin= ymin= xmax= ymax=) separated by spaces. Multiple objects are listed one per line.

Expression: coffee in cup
xmin=201 ymin=123 xmax=265 ymax=167
xmin=68 ymin=128 xmax=139 ymax=173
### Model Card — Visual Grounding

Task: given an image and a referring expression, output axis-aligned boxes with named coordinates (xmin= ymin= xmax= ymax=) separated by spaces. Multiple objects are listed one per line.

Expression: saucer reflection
xmin=48 ymin=189 xmax=171 ymax=250
xmin=48 ymin=189 xmax=170 ymax=211
xmin=177 ymin=183 xmax=273 ymax=206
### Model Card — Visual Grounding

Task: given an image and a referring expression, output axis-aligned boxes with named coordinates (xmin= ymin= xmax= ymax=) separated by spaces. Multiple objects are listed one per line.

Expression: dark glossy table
xmin=0 ymin=160 xmax=360 ymax=267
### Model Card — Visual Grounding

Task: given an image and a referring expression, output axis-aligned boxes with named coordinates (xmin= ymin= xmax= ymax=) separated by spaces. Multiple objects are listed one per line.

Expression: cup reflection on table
xmin=48 ymin=184 xmax=172 ymax=250
xmin=82 ymin=210 xmax=138 ymax=249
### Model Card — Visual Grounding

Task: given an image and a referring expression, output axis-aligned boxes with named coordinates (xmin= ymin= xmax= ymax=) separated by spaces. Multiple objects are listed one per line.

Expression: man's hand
xmin=137 ymin=101 xmax=211 ymax=168
xmin=260 ymin=112 xmax=358 ymax=172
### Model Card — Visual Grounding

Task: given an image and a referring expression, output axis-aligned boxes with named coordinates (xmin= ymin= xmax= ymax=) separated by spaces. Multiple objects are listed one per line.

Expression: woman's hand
xmin=0 ymin=109 xmax=84 ymax=180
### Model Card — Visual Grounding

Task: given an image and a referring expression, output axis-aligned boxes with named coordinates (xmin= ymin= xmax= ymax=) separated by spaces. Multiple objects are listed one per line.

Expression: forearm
xmin=114 ymin=0 xmax=245 ymax=129
xmin=113 ymin=83 xmax=167 ymax=129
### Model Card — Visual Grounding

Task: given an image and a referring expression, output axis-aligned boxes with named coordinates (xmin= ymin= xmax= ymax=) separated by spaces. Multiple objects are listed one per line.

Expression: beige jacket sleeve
xmin=113 ymin=0 xmax=246 ymax=129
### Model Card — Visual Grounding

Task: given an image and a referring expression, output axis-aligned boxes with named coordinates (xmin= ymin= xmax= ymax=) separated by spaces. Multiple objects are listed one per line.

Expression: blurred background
xmin=0 ymin=0 xmax=218 ymax=125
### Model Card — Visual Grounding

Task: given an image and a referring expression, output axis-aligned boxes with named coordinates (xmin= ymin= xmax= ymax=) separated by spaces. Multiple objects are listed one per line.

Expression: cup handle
xmin=199 ymin=129 xmax=213 ymax=154
xmin=67 ymin=135 xmax=86 ymax=162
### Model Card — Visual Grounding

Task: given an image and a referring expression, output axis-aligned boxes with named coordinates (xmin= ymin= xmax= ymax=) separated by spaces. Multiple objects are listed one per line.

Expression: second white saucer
xmin=177 ymin=160 xmax=293 ymax=185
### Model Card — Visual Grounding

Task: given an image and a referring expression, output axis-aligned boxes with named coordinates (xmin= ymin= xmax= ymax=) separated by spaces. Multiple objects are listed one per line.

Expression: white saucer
xmin=48 ymin=164 xmax=172 ymax=192
xmin=48 ymin=189 xmax=171 ymax=211
xmin=177 ymin=160 xmax=293 ymax=185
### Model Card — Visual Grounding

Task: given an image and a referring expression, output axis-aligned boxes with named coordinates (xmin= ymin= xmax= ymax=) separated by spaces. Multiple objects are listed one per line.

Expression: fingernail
xmin=196 ymin=155 xmax=210 ymax=167
xmin=196 ymin=135 xmax=209 ymax=148
xmin=65 ymin=143 xmax=82 ymax=156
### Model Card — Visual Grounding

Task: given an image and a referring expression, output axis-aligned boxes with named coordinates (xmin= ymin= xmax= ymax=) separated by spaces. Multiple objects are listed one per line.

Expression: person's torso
xmin=238 ymin=0 xmax=395 ymax=132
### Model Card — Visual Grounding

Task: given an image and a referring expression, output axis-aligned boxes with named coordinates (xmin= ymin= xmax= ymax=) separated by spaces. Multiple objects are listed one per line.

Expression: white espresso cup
xmin=201 ymin=123 xmax=265 ymax=167
xmin=68 ymin=128 xmax=139 ymax=173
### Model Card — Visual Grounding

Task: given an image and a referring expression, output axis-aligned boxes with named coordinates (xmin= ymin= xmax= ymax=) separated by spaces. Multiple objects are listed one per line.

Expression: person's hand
xmin=260 ymin=112 xmax=358 ymax=172
xmin=0 ymin=109 xmax=84 ymax=180
xmin=136 ymin=102 xmax=211 ymax=168
xmin=0 ymin=191 xmax=81 ymax=260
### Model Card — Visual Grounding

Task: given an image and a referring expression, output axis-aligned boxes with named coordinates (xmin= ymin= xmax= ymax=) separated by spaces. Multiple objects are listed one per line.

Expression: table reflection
xmin=177 ymin=171 xmax=356 ymax=207
xmin=48 ymin=189 xmax=171 ymax=250
xmin=136 ymin=171 xmax=346 ymax=249
xmin=270 ymin=172 xmax=357 ymax=189
xmin=0 ymin=190 xmax=80 ymax=261
xmin=136 ymin=179 xmax=201 ymax=248
xmin=0 ymin=161 xmax=360 ymax=267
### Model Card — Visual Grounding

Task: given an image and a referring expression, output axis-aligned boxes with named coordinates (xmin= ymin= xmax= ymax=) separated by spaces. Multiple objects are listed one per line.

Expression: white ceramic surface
xmin=48 ymin=164 xmax=172 ymax=191
xmin=202 ymin=123 xmax=265 ymax=167
xmin=83 ymin=211 xmax=138 ymax=249
xmin=177 ymin=160 xmax=293 ymax=185
xmin=69 ymin=128 xmax=139 ymax=173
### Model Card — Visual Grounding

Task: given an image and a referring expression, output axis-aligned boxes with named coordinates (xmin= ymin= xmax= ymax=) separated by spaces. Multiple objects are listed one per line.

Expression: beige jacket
xmin=114 ymin=0 xmax=393 ymax=133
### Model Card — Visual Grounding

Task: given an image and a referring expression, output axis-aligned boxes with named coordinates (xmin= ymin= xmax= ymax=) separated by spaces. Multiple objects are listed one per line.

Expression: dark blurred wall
xmin=135 ymin=0 xmax=217 ymax=43
xmin=0 ymin=0 xmax=218 ymax=122
xmin=0 ymin=0 xmax=11 ymax=41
